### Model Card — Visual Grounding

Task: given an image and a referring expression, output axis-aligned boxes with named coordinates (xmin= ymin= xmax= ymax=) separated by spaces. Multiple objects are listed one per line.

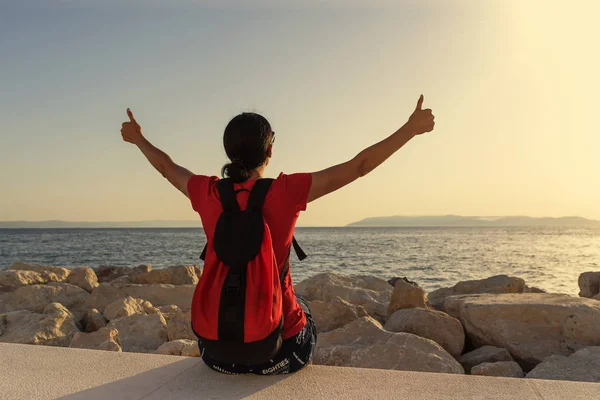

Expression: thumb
xmin=126 ymin=108 xmax=137 ymax=123
xmin=415 ymin=95 xmax=424 ymax=111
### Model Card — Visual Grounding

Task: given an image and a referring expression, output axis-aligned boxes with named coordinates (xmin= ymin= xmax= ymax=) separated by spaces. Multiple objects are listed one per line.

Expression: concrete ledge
xmin=0 ymin=343 xmax=598 ymax=399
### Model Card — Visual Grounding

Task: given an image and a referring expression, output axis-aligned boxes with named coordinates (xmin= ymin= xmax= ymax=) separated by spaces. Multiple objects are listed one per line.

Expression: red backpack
xmin=192 ymin=178 xmax=306 ymax=365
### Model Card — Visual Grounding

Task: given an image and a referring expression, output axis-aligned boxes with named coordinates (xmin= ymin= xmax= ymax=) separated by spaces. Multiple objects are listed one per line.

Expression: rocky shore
xmin=1 ymin=262 xmax=600 ymax=383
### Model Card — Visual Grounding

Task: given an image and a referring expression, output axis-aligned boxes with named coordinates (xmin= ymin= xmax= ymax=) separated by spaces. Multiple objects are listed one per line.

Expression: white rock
xmin=70 ymin=327 xmax=121 ymax=352
xmin=0 ymin=283 xmax=89 ymax=320
xmin=445 ymin=293 xmax=600 ymax=365
xmin=316 ymin=316 xmax=463 ymax=374
xmin=156 ymin=339 xmax=199 ymax=357
xmin=387 ymin=279 xmax=434 ymax=316
xmin=103 ymin=297 xmax=156 ymax=321
xmin=107 ymin=313 xmax=168 ymax=353
xmin=295 ymin=273 xmax=392 ymax=322
xmin=459 ymin=346 xmax=514 ymax=373
xmin=84 ymin=309 xmax=107 ymax=333
xmin=9 ymin=262 xmax=71 ymax=282
xmin=0 ymin=270 xmax=48 ymax=290
xmin=67 ymin=267 xmax=99 ymax=292
xmin=128 ymin=265 xmax=201 ymax=285
xmin=429 ymin=275 xmax=525 ymax=310
xmin=384 ymin=308 xmax=464 ymax=359
xmin=93 ymin=265 xmax=151 ymax=283
xmin=167 ymin=311 xmax=195 ymax=341
xmin=0 ymin=302 xmax=80 ymax=347
xmin=578 ymin=272 xmax=600 ymax=298
xmin=309 ymin=297 xmax=368 ymax=333
xmin=527 ymin=347 xmax=600 ymax=382
xmin=472 ymin=361 xmax=524 ymax=378
xmin=86 ymin=283 xmax=194 ymax=314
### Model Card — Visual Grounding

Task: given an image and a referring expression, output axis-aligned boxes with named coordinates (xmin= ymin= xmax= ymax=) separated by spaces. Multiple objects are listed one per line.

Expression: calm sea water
xmin=1 ymin=227 xmax=599 ymax=295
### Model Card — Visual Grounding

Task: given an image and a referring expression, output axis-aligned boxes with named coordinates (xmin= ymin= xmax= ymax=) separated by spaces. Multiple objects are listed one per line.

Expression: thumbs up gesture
xmin=121 ymin=108 xmax=144 ymax=145
xmin=407 ymin=95 xmax=435 ymax=135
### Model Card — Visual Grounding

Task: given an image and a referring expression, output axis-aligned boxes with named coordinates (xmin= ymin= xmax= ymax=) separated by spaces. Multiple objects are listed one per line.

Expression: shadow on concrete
xmin=58 ymin=359 xmax=291 ymax=400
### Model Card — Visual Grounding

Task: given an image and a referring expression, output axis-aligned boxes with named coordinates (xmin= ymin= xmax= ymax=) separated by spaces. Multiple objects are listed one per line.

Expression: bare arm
xmin=308 ymin=95 xmax=435 ymax=203
xmin=121 ymin=109 xmax=193 ymax=198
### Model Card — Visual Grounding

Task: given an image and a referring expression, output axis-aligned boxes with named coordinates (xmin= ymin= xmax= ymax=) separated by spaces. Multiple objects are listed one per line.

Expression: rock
xmin=315 ymin=316 xmax=464 ymax=374
xmin=387 ymin=277 xmax=420 ymax=288
xmin=309 ymin=297 xmax=369 ymax=333
xmin=157 ymin=305 xmax=182 ymax=322
xmin=128 ymin=265 xmax=200 ymax=285
xmin=84 ymin=309 xmax=107 ymax=333
xmin=388 ymin=279 xmax=433 ymax=316
xmin=9 ymin=262 xmax=71 ymax=282
xmin=67 ymin=267 xmax=99 ymax=292
xmin=295 ymin=273 xmax=392 ymax=322
xmin=0 ymin=302 xmax=80 ymax=347
xmin=459 ymin=346 xmax=514 ymax=373
xmin=70 ymin=327 xmax=121 ymax=352
xmin=86 ymin=282 xmax=195 ymax=314
xmin=0 ymin=270 xmax=48 ymax=290
xmin=445 ymin=293 xmax=600 ymax=366
xmin=524 ymin=285 xmax=546 ymax=293
xmin=0 ymin=283 xmax=89 ymax=320
xmin=107 ymin=313 xmax=168 ymax=353
xmin=527 ymin=347 xmax=600 ymax=382
xmin=167 ymin=311 xmax=195 ymax=341
xmin=93 ymin=265 xmax=151 ymax=283
xmin=429 ymin=275 xmax=525 ymax=310
xmin=103 ymin=297 xmax=156 ymax=321
xmin=384 ymin=308 xmax=464 ymax=359
xmin=156 ymin=339 xmax=199 ymax=357
xmin=578 ymin=272 xmax=600 ymax=298
xmin=472 ymin=361 xmax=524 ymax=378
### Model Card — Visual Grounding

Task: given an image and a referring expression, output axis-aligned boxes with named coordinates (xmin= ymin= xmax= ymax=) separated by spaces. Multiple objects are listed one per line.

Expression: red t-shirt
xmin=187 ymin=172 xmax=312 ymax=339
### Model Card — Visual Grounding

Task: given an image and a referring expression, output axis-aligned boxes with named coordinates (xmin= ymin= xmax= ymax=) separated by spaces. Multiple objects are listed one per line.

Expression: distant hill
xmin=0 ymin=220 xmax=202 ymax=229
xmin=347 ymin=215 xmax=600 ymax=227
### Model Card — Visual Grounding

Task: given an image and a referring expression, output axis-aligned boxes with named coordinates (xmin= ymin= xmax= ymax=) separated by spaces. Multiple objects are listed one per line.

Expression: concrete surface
xmin=0 ymin=343 xmax=599 ymax=399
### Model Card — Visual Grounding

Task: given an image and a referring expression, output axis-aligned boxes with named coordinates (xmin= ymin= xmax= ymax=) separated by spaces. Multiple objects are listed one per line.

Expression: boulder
xmin=67 ymin=267 xmax=99 ymax=292
xmin=445 ymin=293 xmax=600 ymax=366
xmin=157 ymin=305 xmax=182 ymax=322
xmin=107 ymin=313 xmax=168 ymax=353
xmin=93 ymin=265 xmax=151 ymax=283
xmin=0 ymin=283 xmax=89 ymax=320
xmin=86 ymin=283 xmax=195 ymax=314
xmin=128 ymin=265 xmax=200 ymax=285
xmin=472 ymin=361 xmax=524 ymax=378
xmin=309 ymin=297 xmax=369 ymax=333
xmin=0 ymin=302 xmax=80 ymax=347
xmin=387 ymin=279 xmax=433 ymax=316
xmin=578 ymin=272 xmax=600 ymax=298
xmin=315 ymin=316 xmax=463 ymax=374
xmin=295 ymin=273 xmax=392 ymax=322
xmin=459 ymin=346 xmax=514 ymax=373
xmin=527 ymin=347 xmax=600 ymax=382
xmin=9 ymin=262 xmax=71 ymax=282
xmin=429 ymin=275 xmax=525 ymax=310
xmin=103 ymin=297 xmax=156 ymax=321
xmin=84 ymin=309 xmax=107 ymax=333
xmin=156 ymin=339 xmax=200 ymax=357
xmin=0 ymin=270 xmax=48 ymax=291
xmin=70 ymin=327 xmax=121 ymax=352
xmin=167 ymin=311 xmax=195 ymax=341
xmin=384 ymin=308 xmax=464 ymax=359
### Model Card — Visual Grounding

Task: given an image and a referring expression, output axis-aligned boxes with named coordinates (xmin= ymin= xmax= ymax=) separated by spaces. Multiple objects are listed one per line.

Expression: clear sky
xmin=1 ymin=0 xmax=599 ymax=226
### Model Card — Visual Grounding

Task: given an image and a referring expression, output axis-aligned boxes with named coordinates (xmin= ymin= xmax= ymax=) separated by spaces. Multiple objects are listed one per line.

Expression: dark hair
xmin=221 ymin=112 xmax=274 ymax=183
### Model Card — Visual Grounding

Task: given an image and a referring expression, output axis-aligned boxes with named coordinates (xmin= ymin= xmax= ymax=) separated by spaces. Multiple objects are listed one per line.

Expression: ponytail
xmin=221 ymin=160 xmax=252 ymax=183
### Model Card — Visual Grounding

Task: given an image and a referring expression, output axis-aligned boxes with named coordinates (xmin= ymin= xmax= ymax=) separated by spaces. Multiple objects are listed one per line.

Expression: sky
xmin=1 ymin=0 xmax=599 ymax=226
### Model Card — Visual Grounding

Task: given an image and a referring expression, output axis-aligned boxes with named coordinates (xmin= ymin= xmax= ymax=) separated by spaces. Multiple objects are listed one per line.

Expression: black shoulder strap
xmin=292 ymin=236 xmax=307 ymax=261
xmin=247 ymin=178 xmax=274 ymax=212
xmin=216 ymin=178 xmax=240 ymax=212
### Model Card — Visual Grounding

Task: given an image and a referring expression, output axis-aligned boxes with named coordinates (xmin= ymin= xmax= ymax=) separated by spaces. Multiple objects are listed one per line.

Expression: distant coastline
xmin=2 ymin=215 xmax=600 ymax=229
xmin=347 ymin=215 xmax=600 ymax=228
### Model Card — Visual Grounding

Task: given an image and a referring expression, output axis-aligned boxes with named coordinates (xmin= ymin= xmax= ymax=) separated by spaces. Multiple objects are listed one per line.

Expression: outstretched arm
xmin=307 ymin=95 xmax=435 ymax=203
xmin=121 ymin=109 xmax=193 ymax=198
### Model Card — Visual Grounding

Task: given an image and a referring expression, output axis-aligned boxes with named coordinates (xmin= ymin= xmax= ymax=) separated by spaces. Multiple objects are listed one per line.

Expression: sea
xmin=1 ymin=227 xmax=599 ymax=295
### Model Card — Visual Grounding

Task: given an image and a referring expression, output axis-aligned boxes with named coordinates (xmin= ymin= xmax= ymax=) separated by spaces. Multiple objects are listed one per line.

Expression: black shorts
xmin=198 ymin=295 xmax=317 ymax=375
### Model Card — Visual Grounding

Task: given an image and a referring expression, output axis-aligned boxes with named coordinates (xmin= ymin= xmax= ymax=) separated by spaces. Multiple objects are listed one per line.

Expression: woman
xmin=120 ymin=95 xmax=435 ymax=374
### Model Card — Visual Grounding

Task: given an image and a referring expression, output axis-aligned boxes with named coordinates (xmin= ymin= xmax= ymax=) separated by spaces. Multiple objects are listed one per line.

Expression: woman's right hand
xmin=406 ymin=95 xmax=435 ymax=135
xmin=121 ymin=108 xmax=144 ymax=145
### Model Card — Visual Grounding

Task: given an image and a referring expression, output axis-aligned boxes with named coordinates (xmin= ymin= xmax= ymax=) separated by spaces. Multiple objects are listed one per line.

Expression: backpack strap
xmin=247 ymin=178 xmax=274 ymax=212
xmin=216 ymin=178 xmax=240 ymax=212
